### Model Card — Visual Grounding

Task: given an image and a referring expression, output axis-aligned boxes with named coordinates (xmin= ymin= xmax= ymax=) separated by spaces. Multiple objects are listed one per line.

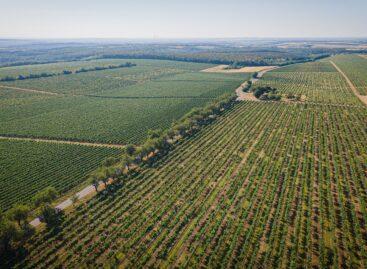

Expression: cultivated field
xmin=328 ymin=54 xmax=367 ymax=95
xmin=0 ymin=139 xmax=122 ymax=210
xmin=7 ymin=58 xmax=367 ymax=268
xmin=0 ymin=59 xmax=247 ymax=144
xmin=256 ymin=61 xmax=363 ymax=105
xmin=0 ymin=59 xmax=248 ymax=210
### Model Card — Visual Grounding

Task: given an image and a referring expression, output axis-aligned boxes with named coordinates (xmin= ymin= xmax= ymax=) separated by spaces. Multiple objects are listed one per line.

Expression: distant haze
xmin=1 ymin=0 xmax=366 ymax=39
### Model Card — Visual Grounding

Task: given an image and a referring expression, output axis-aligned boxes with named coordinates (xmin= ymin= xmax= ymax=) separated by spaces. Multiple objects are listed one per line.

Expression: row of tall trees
xmin=87 ymin=93 xmax=238 ymax=193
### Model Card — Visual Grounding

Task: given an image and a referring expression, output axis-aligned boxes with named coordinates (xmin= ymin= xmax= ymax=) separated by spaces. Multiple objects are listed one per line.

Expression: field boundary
xmin=0 ymin=135 xmax=125 ymax=149
xmin=0 ymin=85 xmax=62 ymax=95
xmin=330 ymin=60 xmax=367 ymax=106
xmin=236 ymin=66 xmax=279 ymax=101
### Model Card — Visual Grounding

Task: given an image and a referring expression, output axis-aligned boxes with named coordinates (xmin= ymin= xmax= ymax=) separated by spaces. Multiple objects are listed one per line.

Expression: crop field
xmin=0 ymin=139 xmax=122 ymax=210
xmin=0 ymin=59 xmax=159 ymax=80
xmin=13 ymin=98 xmax=367 ymax=268
xmin=0 ymin=59 xmax=247 ymax=144
xmin=327 ymin=54 xmax=367 ymax=95
xmin=0 ymin=95 xmax=212 ymax=144
xmin=256 ymin=61 xmax=362 ymax=105
xmin=0 ymin=59 xmax=243 ymax=96
xmin=2 ymin=55 xmax=367 ymax=268
xmin=0 ymin=59 xmax=248 ymax=211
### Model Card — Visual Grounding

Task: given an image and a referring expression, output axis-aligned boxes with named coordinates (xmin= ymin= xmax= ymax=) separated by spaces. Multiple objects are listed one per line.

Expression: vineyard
xmin=9 ymin=98 xmax=366 ymax=268
xmin=0 ymin=59 xmax=247 ymax=144
xmin=1 ymin=55 xmax=367 ymax=268
xmin=0 ymin=139 xmax=122 ymax=210
xmin=328 ymin=54 xmax=367 ymax=95
xmin=0 ymin=59 xmax=247 ymax=210
xmin=256 ymin=61 xmax=362 ymax=105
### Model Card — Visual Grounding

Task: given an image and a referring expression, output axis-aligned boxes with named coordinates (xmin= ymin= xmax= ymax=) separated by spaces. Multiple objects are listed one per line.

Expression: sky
xmin=1 ymin=0 xmax=366 ymax=39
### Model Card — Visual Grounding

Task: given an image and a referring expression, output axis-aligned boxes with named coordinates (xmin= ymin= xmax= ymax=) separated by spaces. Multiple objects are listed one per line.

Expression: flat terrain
xmin=328 ymin=54 xmax=367 ymax=95
xmin=0 ymin=139 xmax=122 ymax=210
xmin=0 ymin=59 xmax=249 ymax=210
xmin=256 ymin=61 xmax=363 ymax=105
xmin=10 ymin=57 xmax=367 ymax=268
xmin=201 ymin=64 xmax=277 ymax=73
xmin=0 ymin=59 xmax=248 ymax=144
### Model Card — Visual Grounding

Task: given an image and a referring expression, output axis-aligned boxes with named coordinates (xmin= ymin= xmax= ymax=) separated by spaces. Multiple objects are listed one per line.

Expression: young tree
xmin=33 ymin=187 xmax=58 ymax=207
xmin=101 ymin=156 xmax=119 ymax=167
xmin=7 ymin=204 xmax=30 ymax=227
xmin=0 ymin=218 xmax=19 ymax=253
xmin=71 ymin=195 xmax=79 ymax=207
xmin=39 ymin=205 xmax=64 ymax=229
xmin=125 ymin=144 xmax=136 ymax=156
xmin=89 ymin=176 xmax=100 ymax=192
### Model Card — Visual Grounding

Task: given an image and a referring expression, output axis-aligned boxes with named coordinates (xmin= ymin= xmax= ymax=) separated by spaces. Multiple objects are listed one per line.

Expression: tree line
xmin=0 ymin=92 xmax=238 ymax=263
xmin=86 ymin=92 xmax=238 ymax=193
xmin=0 ymin=186 xmax=62 ymax=260
xmin=0 ymin=62 xmax=136 ymax=82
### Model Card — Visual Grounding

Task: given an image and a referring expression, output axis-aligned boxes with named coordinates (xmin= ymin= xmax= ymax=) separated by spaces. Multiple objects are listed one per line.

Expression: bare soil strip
xmin=201 ymin=65 xmax=277 ymax=73
xmin=0 ymin=136 xmax=125 ymax=149
xmin=0 ymin=85 xmax=61 ymax=95
xmin=236 ymin=66 xmax=279 ymax=101
xmin=359 ymin=54 xmax=367 ymax=60
xmin=29 ymin=181 xmax=110 ymax=227
xmin=330 ymin=61 xmax=367 ymax=106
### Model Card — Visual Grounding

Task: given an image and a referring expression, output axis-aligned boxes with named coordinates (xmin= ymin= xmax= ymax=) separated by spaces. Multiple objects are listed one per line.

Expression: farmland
xmin=0 ymin=58 xmax=248 ymax=211
xmin=0 ymin=59 xmax=247 ymax=144
xmin=4 ymin=56 xmax=366 ymax=268
xmin=0 ymin=139 xmax=122 ymax=210
xmin=329 ymin=54 xmax=367 ymax=95
xmin=11 ymin=100 xmax=367 ymax=268
xmin=256 ymin=61 xmax=363 ymax=105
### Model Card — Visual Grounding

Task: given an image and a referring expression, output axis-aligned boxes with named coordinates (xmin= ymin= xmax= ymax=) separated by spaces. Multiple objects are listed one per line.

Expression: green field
xmin=257 ymin=61 xmax=362 ymax=105
xmin=2 ymin=56 xmax=367 ymax=268
xmin=15 ymin=103 xmax=367 ymax=268
xmin=0 ymin=59 xmax=247 ymax=143
xmin=0 ymin=140 xmax=122 ymax=210
xmin=0 ymin=59 xmax=248 ymax=210
xmin=328 ymin=54 xmax=367 ymax=95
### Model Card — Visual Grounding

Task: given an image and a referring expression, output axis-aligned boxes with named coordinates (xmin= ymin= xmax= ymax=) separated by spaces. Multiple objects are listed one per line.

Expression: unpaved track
xmin=30 ymin=183 xmax=106 ymax=227
xmin=236 ymin=66 xmax=278 ymax=101
xmin=0 ymin=85 xmax=61 ymax=95
xmin=201 ymin=65 xmax=277 ymax=73
xmin=0 ymin=136 xmax=125 ymax=149
xmin=330 ymin=61 xmax=367 ymax=106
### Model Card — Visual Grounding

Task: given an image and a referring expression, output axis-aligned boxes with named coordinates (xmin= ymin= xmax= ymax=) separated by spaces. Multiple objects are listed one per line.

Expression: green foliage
xmin=0 ymin=140 xmax=122 ymax=210
xmin=256 ymin=60 xmax=362 ymax=104
xmin=253 ymin=86 xmax=280 ymax=100
xmin=32 ymin=187 xmax=58 ymax=207
xmin=6 ymin=204 xmax=30 ymax=226
xmin=39 ymin=205 xmax=64 ymax=229
xmin=330 ymin=54 xmax=367 ymax=95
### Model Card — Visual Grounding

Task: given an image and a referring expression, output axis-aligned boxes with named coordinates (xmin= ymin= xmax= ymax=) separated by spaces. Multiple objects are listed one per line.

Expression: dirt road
xmin=235 ymin=66 xmax=278 ymax=101
xmin=0 ymin=136 xmax=125 ymax=149
xmin=29 ymin=183 xmax=105 ymax=227
xmin=330 ymin=61 xmax=367 ymax=106
xmin=0 ymin=85 xmax=61 ymax=95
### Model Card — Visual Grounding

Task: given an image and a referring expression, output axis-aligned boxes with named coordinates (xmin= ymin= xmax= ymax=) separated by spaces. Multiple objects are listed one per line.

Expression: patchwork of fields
xmin=0 ymin=59 xmax=248 ymax=209
xmin=0 ymin=59 xmax=247 ymax=144
xmin=6 ymin=56 xmax=366 ymax=268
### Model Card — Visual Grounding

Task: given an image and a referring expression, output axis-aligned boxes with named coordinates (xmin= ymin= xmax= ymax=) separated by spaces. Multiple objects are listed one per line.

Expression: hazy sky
xmin=1 ymin=0 xmax=366 ymax=39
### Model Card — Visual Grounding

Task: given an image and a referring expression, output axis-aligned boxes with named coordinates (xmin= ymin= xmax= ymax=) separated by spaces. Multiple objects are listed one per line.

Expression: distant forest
xmin=0 ymin=39 xmax=365 ymax=68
